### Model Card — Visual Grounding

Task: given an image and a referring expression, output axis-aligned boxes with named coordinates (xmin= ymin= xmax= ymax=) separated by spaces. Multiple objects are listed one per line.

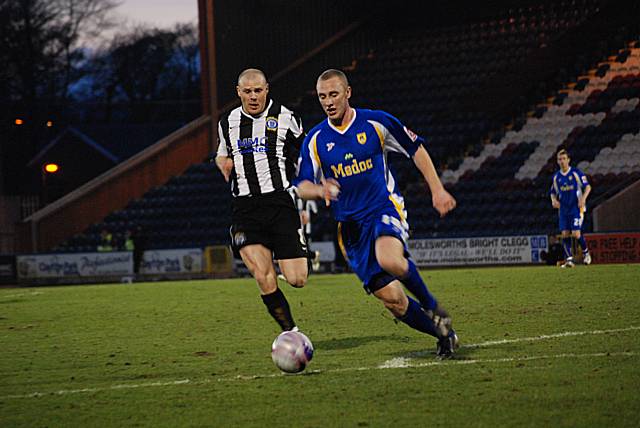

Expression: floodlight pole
xmin=198 ymin=0 xmax=220 ymax=154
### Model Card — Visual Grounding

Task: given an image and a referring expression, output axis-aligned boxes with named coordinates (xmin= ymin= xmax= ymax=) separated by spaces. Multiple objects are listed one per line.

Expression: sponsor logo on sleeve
xmin=403 ymin=126 xmax=418 ymax=142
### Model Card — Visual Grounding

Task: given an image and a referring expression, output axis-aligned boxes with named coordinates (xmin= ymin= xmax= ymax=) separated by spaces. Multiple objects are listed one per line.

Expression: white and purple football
xmin=271 ymin=330 xmax=314 ymax=373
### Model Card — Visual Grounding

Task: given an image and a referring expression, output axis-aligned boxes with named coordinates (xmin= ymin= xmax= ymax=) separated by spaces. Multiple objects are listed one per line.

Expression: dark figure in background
xmin=97 ymin=228 xmax=113 ymax=252
xmin=541 ymin=235 xmax=564 ymax=266
xmin=131 ymin=226 xmax=147 ymax=274
xmin=122 ymin=226 xmax=147 ymax=274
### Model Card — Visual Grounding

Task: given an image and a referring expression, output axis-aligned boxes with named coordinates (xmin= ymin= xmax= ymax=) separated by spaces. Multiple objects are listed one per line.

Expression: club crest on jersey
xmin=326 ymin=142 xmax=335 ymax=151
xmin=357 ymin=132 xmax=367 ymax=145
xmin=266 ymin=116 xmax=278 ymax=131
xmin=403 ymin=126 xmax=418 ymax=142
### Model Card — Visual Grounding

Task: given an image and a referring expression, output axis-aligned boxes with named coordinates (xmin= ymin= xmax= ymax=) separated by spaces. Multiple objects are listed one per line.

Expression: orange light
xmin=46 ymin=120 xmax=53 ymax=127
xmin=15 ymin=118 xmax=23 ymax=125
xmin=44 ymin=163 xmax=59 ymax=173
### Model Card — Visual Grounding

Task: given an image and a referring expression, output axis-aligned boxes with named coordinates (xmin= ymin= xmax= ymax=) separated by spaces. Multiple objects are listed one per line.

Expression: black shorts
xmin=230 ymin=190 xmax=307 ymax=260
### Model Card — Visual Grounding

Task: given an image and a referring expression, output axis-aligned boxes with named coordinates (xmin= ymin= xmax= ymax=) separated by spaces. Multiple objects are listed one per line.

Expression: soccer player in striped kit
xmin=216 ymin=69 xmax=309 ymax=332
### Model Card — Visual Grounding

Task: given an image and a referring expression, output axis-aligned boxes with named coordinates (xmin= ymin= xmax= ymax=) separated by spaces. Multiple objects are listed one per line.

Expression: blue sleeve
xmin=293 ymin=131 xmax=318 ymax=186
xmin=576 ymin=169 xmax=589 ymax=188
xmin=375 ymin=110 xmax=425 ymax=157
xmin=549 ymin=174 xmax=558 ymax=196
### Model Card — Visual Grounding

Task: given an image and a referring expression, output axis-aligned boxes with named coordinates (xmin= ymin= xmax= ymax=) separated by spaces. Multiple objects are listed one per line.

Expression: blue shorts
xmin=338 ymin=206 xmax=409 ymax=293
xmin=558 ymin=209 xmax=583 ymax=232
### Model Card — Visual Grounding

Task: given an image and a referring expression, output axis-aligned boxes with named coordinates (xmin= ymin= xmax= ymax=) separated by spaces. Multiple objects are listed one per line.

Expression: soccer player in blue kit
xmin=295 ymin=69 xmax=459 ymax=358
xmin=550 ymin=149 xmax=592 ymax=267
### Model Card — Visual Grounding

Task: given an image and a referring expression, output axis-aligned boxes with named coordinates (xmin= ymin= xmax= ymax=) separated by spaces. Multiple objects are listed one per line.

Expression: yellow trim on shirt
xmin=388 ymin=194 xmax=406 ymax=222
xmin=311 ymin=133 xmax=321 ymax=168
xmin=373 ymin=123 xmax=385 ymax=149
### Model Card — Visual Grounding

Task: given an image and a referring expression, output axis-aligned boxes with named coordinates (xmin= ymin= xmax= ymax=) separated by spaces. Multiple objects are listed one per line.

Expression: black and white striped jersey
xmin=217 ymin=99 xmax=304 ymax=197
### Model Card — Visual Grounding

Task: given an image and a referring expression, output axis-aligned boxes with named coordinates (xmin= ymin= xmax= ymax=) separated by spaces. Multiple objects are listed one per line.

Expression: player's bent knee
xmin=258 ymin=281 xmax=278 ymax=295
xmin=287 ymin=275 xmax=306 ymax=288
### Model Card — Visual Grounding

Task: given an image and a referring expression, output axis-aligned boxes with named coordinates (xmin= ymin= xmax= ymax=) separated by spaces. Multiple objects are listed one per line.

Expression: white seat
xmin=602 ymin=153 xmax=618 ymax=166
xmin=600 ymin=146 xmax=613 ymax=155
xmin=598 ymin=165 xmax=613 ymax=175
xmin=577 ymin=160 xmax=590 ymax=171
xmin=619 ymin=157 xmax=636 ymax=169
xmin=618 ymin=143 xmax=635 ymax=155
xmin=627 ymin=153 xmax=640 ymax=166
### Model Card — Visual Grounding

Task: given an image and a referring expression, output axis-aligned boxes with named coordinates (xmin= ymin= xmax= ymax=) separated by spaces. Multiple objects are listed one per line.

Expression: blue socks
xmin=397 ymin=297 xmax=440 ymax=338
xmin=577 ymin=235 xmax=589 ymax=254
xmin=562 ymin=236 xmax=588 ymax=258
xmin=562 ymin=237 xmax=573 ymax=260
xmin=400 ymin=259 xmax=437 ymax=311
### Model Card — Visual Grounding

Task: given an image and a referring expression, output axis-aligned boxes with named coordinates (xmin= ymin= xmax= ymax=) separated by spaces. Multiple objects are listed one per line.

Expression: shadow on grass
xmin=389 ymin=342 xmax=476 ymax=361
xmin=314 ymin=335 xmax=405 ymax=350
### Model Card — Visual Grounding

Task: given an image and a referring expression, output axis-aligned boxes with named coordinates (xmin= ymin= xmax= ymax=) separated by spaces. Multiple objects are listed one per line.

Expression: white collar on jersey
xmin=327 ymin=107 xmax=357 ymax=134
xmin=559 ymin=166 xmax=572 ymax=176
xmin=240 ymin=99 xmax=273 ymax=119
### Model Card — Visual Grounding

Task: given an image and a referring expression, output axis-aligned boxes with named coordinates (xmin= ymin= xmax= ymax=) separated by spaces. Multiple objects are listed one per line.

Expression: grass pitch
xmin=1 ymin=264 xmax=639 ymax=427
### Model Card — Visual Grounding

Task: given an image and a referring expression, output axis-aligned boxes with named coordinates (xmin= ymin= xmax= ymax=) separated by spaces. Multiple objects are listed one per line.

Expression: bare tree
xmin=158 ymin=23 xmax=200 ymax=100
xmin=0 ymin=0 xmax=119 ymax=104
xmin=86 ymin=23 xmax=200 ymax=122
xmin=52 ymin=0 xmax=121 ymax=101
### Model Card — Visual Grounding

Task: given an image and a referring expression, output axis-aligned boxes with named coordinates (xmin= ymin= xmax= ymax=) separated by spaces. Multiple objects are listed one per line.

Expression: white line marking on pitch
xmin=375 ymin=351 xmax=637 ymax=370
xmin=1 ymin=326 xmax=638 ymax=400
xmin=463 ymin=325 xmax=640 ymax=349
xmin=0 ymin=291 xmax=44 ymax=300
xmin=379 ymin=325 xmax=640 ymax=368
xmin=2 ymin=379 xmax=192 ymax=399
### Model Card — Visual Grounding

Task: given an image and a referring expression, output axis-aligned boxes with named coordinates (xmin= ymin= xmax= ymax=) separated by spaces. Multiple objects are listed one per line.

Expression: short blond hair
xmin=237 ymin=68 xmax=267 ymax=86
xmin=317 ymin=69 xmax=349 ymax=88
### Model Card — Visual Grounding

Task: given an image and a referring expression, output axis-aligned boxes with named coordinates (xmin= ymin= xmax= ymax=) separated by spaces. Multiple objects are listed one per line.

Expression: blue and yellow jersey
xmin=550 ymin=167 xmax=589 ymax=214
xmin=295 ymin=108 xmax=424 ymax=222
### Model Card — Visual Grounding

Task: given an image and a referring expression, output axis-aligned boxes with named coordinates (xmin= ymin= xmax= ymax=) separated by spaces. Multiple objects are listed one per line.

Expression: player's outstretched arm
xmin=412 ymin=146 xmax=456 ymax=217
xmin=579 ymin=184 xmax=592 ymax=210
xmin=296 ymin=179 xmax=340 ymax=206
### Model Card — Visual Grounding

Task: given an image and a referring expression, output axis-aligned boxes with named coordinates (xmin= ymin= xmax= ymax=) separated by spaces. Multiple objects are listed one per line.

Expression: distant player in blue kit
xmin=295 ymin=69 xmax=459 ymax=358
xmin=550 ymin=149 xmax=592 ymax=267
